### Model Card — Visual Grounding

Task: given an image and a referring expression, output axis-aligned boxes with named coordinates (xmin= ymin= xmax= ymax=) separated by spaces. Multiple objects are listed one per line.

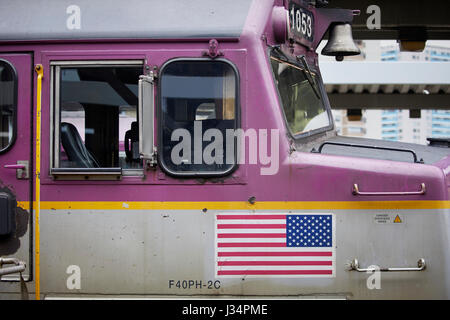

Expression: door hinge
xmin=145 ymin=147 xmax=158 ymax=169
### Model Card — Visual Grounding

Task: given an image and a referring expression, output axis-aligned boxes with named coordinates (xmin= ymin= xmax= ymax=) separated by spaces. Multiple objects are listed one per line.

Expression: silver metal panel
xmin=0 ymin=0 xmax=253 ymax=41
xmin=44 ymin=294 xmax=347 ymax=300
xmin=37 ymin=208 xmax=450 ymax=299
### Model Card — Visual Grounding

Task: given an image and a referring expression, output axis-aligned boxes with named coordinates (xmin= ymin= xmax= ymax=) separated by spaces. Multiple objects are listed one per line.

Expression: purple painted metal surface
xmin=272 ymin=6 xmax=288 ymax=43
xmin=0 ymin=0 xmax=447 ymax=205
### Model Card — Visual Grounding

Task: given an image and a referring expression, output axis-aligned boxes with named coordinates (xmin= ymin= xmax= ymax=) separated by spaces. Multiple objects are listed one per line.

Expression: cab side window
xmin=159 ymin=60 xmax=238 ymax=176
xmin=52 ymin=63 xmax=143 ymax=173
xmin=0 ymin=60 xmax=17 ymax=153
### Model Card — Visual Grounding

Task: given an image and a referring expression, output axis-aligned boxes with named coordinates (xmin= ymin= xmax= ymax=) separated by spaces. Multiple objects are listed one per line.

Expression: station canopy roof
xmin=320 ymin=61 xmax=450 ymax=109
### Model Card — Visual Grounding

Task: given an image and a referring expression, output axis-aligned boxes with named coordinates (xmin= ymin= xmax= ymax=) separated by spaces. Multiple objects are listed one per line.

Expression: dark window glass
xmin=0 ymin=61 xmax=16 ymax=152
xmin=58 ymin=65 xmax=142 ymax=169
xmin=270 ymin=56 xmax=330 ymax=136
xmin=160 ymin=61 xmax=238 ymax=175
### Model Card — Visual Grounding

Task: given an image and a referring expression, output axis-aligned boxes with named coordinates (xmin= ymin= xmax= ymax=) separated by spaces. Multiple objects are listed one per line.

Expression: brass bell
xmin=321 ymin=23 xmax=361 ymax=61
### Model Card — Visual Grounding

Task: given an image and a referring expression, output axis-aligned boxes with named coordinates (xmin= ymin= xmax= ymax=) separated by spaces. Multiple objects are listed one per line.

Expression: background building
xmin=321 ymin=40 xmax=450 ymax=144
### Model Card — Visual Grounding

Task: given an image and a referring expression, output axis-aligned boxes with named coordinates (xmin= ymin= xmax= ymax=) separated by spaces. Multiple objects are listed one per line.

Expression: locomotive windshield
xmin=270 ymin=54 xmax=330 ymax=136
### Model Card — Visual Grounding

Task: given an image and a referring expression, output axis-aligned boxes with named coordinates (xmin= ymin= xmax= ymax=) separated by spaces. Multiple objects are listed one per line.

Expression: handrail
xmin=312 ymin=141 xmax=424 ymax=164
xmin=352 ymin=183 xmax=426 ymax=196
xmin=34 ymin=64 xmax=43 ymax=301
xmin=349 ymin=258 xmax=426 ymax=272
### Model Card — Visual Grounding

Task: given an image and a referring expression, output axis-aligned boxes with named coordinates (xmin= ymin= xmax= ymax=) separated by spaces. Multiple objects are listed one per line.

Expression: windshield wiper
xmin=271 ymin=48 xmax=321 ymax=99
xmin=296 ymin=55 xmax=321 ymax=100
xmin=271 ymin=46 xmax=292 ymax=64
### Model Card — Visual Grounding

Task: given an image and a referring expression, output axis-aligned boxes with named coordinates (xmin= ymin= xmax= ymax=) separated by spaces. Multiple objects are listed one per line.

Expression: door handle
xmin=4 ymin=164 xmax=26 ymax=170
xmin=349 ymin=258 xmax=426 ymax=272
xmin=352 ymin=183 xmax=426 ymax=196
xmin=3 ymin=161 xmax=29 ymax=179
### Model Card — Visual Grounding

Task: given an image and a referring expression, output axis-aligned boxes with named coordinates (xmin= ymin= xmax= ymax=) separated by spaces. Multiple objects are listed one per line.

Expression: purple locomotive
xmin=0 ymin=0 xmax=449 ymax=299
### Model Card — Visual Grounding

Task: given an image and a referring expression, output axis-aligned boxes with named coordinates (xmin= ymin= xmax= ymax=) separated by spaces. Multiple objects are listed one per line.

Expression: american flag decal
xmin=215 ymin=213 xmax=336 ymax=277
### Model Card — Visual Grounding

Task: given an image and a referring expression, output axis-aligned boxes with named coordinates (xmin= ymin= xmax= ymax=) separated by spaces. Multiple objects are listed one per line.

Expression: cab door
xmin=0 ymin=53 xmax=32 ymax=282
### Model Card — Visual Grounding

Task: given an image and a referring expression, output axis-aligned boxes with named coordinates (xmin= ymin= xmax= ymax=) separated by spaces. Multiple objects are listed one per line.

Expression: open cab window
xmin=51 ymin=61 xmax=144 ymax=180
xmin=270 ymin=51 xmax=331 ymax=138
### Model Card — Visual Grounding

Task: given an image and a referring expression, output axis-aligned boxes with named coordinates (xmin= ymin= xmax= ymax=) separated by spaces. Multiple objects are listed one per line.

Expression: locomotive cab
xmin=1 ymin=0 xmax=450 ymax=300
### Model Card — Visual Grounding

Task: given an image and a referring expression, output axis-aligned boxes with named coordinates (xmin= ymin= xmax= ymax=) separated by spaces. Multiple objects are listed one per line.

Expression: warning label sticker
xmin=373 ymin=213 xmax=404 ymax=225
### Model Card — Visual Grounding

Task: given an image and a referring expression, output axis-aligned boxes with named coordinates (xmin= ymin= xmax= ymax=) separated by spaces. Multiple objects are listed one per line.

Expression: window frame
xmin=0 ymin=59 xmax=18 ymax=154
xmin=50 ymin=60 xmax=144 ymax=178
xmin=268 ymin=50 xmax=334 ymax=140
xmin=157 ymin=57 xmax=240 ymax=177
